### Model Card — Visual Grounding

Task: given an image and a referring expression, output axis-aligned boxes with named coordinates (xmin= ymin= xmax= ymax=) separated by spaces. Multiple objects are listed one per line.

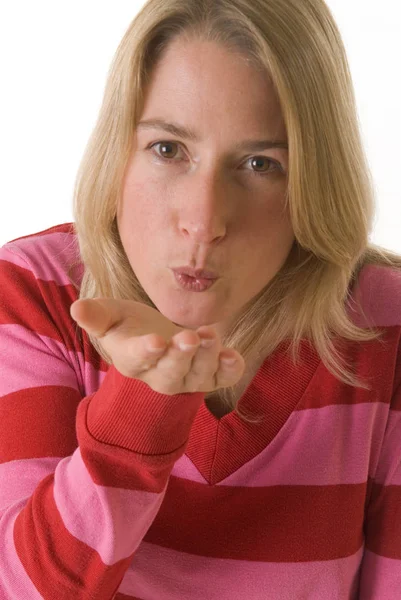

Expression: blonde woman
xmin=1 ymin=0 xmax=400 ymax=598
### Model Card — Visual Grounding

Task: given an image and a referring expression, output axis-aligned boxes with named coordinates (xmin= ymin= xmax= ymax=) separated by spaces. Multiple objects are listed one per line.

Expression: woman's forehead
xmin=140 ymin=39 xmax=286 ymax=143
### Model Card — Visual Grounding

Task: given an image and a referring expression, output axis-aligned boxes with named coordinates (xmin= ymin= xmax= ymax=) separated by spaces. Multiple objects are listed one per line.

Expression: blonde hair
xmin=70 ymin=0 xmax=401 ymax=422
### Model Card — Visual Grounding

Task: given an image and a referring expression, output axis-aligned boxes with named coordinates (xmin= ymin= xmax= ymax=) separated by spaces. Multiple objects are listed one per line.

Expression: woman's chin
xmin=165 ymin=310 xmax=222 ymax=331
xmin=153 ymin=294 xmax=232 ymax=333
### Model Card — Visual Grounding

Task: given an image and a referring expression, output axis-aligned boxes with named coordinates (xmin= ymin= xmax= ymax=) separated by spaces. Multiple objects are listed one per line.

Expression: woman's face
xmin=117 ymin=37 xmax=295 ymax=335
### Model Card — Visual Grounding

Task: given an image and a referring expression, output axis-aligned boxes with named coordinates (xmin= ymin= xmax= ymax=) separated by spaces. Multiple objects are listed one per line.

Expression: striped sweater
xmin=0 ymin=222 xmax=400 ymax=600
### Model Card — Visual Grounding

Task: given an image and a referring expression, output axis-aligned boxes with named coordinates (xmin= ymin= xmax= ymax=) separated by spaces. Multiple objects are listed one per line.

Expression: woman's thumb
xmin=70 ymin=298 xmax=118 ymax=338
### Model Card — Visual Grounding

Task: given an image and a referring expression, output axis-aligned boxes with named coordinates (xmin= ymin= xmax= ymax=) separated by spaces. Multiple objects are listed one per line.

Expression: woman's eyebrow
xmin=137 ymin=118 xmax=288 ymax=151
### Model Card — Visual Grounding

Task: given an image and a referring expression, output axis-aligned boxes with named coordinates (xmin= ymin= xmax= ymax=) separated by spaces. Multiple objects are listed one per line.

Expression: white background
xmin=0 ymin=1 xmax=400 ymax=249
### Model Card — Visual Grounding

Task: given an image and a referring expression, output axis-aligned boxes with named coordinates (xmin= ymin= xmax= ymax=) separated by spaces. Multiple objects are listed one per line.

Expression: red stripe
xmin=299 ymin=327 xmax=399 ymax=411
xmin=0 ymin=259 xmax=77 ymax=347
xmin=144 ymin=475 xmax=366 ymax=562
xmin=5 ymin=222 xmax=75 ymax=244
xmin=77 ymin=395 xmax=182 ymax=493
xmin=14 ymin=473 xmax=133 ymax=599
xmin=0 ymin=257 xmax=108 ymax=372
xmin=0 ymin=386 xmax=81 ymax=464
xmin=2 ymin=256 xmax=400 ymax=416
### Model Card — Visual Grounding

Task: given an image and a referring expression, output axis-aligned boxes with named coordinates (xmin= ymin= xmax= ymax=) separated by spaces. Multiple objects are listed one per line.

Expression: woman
xmin=1 ymin=0 xmax=400 ymax=598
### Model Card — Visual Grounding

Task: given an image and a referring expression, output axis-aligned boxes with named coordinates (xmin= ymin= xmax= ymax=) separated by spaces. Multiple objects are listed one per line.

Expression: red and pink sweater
xmin=0 ymin=223 xmax=400 ymax=599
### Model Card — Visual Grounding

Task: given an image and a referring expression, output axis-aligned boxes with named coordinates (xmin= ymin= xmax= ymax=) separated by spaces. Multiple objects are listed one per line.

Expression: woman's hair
xmin=70 ymin=0 xmax=401 ymax=422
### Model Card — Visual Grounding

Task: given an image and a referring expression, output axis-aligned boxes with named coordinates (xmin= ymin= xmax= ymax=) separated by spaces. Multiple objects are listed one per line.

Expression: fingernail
xmin=200 ymin=337 xmax=215 ymax=348
xmin=220 ymin=356 xmax=237 ymax=365
xmin=147 ymin=345 xmax=165 ymax=354
xmin=178 ymin=342 xmax=198 ymax=351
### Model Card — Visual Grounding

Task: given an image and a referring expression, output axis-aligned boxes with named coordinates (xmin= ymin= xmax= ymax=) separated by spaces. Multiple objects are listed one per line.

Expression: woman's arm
xmin=0 ymin=243 xmax=203 ymax=599
xmin=358 ymin=359 xmax=401 ymax=597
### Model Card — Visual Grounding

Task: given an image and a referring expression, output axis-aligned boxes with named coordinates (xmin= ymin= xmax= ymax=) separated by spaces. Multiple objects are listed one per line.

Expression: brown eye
xmin=152 ymin=141 xmax=179 ymax=160
xmin=251 ymin=157 xmax=271 ymax=172
xmin=246 ymin=156 xmax=281 ymax=177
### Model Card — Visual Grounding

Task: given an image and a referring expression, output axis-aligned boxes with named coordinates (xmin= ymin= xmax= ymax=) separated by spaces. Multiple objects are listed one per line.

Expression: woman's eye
xmin=148 ymin=141 xmax=282 ymax=176
xmin=150 ymin=141 xmax=181 ymax=160
xmin=245 ymin=156 xmax=281 ymax=176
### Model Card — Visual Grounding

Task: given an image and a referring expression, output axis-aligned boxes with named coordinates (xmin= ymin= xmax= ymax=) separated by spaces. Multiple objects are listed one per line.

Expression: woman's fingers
xmin=139 ymin=332 xmax=201 ymax=394
xmin=215 ymin=351 xmax=245 ymax=388
xmin=137 ymin=327 xmax=245 ymax=395
xmin=182 ymin=327 xmax=244 ymax=393
xmin=70 ymin=297 xmax=245 ymax=395
xmin=73 ymin=300 xmax=245 ymax=395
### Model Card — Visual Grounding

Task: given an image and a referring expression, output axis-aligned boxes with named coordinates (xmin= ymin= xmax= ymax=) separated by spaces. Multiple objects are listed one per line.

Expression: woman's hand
xmin=70 ymin=298 xmax=245 ymax=395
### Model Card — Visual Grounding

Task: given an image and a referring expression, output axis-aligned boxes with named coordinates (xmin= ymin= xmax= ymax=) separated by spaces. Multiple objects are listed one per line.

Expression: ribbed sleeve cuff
xmin=86 ymin=365 xmax=205 ymax=455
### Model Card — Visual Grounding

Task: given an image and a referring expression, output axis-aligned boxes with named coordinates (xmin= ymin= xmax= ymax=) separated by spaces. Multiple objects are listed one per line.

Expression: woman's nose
xmin=177 ymin=171 xmax=229 ymax=244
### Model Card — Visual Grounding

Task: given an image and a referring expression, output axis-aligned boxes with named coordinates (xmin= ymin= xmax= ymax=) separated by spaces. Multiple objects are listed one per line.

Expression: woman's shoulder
xmin=348 ymin=262 xmax=401 ymax=329
xmin=1 ymin=222 xmax=83 ymax=289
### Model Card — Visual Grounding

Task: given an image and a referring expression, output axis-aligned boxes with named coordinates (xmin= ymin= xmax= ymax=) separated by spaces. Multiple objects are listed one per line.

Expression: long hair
xmin=70 ymin=0 xmax=401 ymax=422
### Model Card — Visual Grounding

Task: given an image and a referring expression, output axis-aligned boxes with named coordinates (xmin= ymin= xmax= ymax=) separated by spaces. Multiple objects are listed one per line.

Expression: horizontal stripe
xmin=298 ymin=328 xmax=399 ymax=411
xmin=146 ymin=475 xmax=366 ymax=561
xmin=0 ymin=322 xmax=104 ymax=398
xmin=0 ymin=306 xmax=398 ymax=414
xmin=0 ymin=457 xmax=60 ymax=512
xmin=78 ymin=393 xmax=202 ymax=494
xmin=3 ymin=446 xmax=399 ymax=569
xmin=13 ymin=472 xmax=134 ymax=600
xmin=2 ymin=397 xmax=395 ymax=488
xmin=187 ymin=338 xmax=322 ymax=484
xmin=0 ymin=323 xmax=82 ymax=392
xmin=0 ymin=258 xmax=80 ymax=350
xmin=0 ymin=385 xmax=81 ymax=463
xmin=116 ymin=540 xmax=363 ymax=599
xmin=2 ymin=229 xmax=83 ymax=286
xmin=4 ymin=233 xmax=401 ymax=329
xmin=185 ymin=401 xmax=391 ymax=486
xmin=186 ymin=328 xmax=398 ymax=483
xmin=1 ymin=225 xmax=401 ymax=597
xmin=54 ymin=447 xmax=165 ymax=564
xmin=0 ymin=267 xmax=70 ymax=340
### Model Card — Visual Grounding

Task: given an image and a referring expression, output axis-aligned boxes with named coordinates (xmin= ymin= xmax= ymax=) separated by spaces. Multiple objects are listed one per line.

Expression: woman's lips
xmin=173 ymin=271 xmax=218 ymax=292
xmin=173 ymin=266 xmax=219 ymax=279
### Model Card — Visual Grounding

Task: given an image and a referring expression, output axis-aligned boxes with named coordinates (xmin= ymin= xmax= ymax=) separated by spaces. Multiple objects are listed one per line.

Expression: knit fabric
xmin=0 ymin=223 xmax=400 ymax=599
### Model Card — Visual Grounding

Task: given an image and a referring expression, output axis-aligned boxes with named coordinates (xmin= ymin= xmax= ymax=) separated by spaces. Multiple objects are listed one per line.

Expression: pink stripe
xmin=2 ymin=232 xmax=83 ymax=287
xmin=2 ymin=328 xmax=394 ymax=491
xmin=359 ymin=548 xmax=401 ymax=598
xmin=171 ymin=454 xmax=208 ymax=483
xmin=3 ymin=237 xmax=401 ymax=328
xmin=374 ymin=409 xmax=401 ymax=485
xmin=0 ymin=323 xmax=81 ymax=395
xmin=0 ymin=500 xmax=44 ymax=599
xmin=118 ymin=540 xmax=363 ymax=599
xmin=347 ymin=264 xmax=401 ymax=327
xmin=54 ymin=448 xmax=167 ymax=564
xmin=0 ymin=323 xmax=104 ymax=397
xmin=175 ymin=402 xmax=389 ymax=486
xmin=0 ymin=457 xmax=61 ymax=514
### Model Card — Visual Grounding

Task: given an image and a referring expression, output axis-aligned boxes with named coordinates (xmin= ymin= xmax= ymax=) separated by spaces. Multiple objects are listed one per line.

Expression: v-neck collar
xmin=185 ymin=340 xmax=321 ymax=485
